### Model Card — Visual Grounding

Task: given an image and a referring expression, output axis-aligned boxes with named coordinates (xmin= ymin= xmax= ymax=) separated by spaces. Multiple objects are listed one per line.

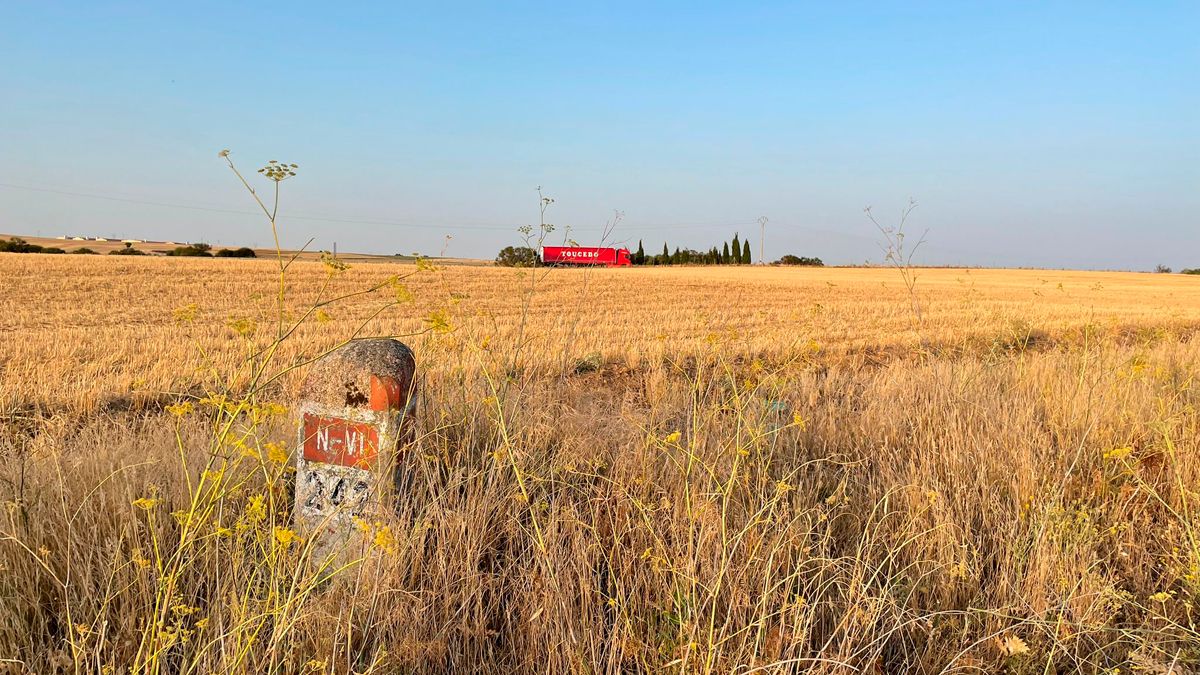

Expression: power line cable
xmin=0 ymin=182 xmax=763 ymax=233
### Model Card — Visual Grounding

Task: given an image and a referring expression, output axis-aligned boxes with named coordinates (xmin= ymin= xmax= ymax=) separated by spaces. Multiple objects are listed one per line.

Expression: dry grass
xmin=1 ymin=253 xmax=1198 ymax=673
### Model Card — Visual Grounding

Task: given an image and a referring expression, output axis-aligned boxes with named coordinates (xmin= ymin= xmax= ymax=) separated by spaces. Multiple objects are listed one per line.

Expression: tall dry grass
xmin=1 ymin=253 xmax=1198 ymax=673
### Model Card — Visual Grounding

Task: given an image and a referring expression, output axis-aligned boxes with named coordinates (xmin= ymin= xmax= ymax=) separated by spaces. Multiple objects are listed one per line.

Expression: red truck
xmin=540 ymin=246 xmax=632 ymax=267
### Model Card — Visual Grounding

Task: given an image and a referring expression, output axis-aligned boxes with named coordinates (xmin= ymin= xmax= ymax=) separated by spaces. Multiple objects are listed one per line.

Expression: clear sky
xmin=1 ymin=2 xmax=1196 ymax=269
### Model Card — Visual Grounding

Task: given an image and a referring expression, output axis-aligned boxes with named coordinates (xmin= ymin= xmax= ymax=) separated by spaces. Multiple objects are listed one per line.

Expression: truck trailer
xmin=540 ymin=246 xmax=632 ymax=267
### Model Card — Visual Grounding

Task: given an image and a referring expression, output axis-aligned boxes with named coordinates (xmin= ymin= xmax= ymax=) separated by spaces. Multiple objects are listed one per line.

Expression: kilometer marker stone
xmin=294 ymin=339 xmax=416 ymax=557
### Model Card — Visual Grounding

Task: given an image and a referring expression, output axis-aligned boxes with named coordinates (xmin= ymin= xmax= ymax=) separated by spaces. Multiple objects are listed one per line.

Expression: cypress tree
xmin=635 ymin=240 xmax=645 ymax=265
xmin=731 ymin=233 xmax=741 ymax=264
xmin=722 ymin=242 xmax=730 ymax=264
xmin=742 ymin=240 xmax=751 ymax=265
xmin=662 ymin=242 xmax=669 ymax=262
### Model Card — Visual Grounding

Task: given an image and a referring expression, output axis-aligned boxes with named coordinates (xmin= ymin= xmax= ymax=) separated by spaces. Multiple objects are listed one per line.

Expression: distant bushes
xmin=0 ymin=237 xmax=65 ymax=254
xmin=2 ymin=237 xmax=257 ymax=259
xmin=167 ymin=243 xmax=213 ymax=257
xmin=496 ymin=246 xmax=538 ymax=267
xmin=1182 ymin=269 xmax=1200 ymax=275
xmin=0 ymin=238 xmax=38 ymax=253
xmin=164 ymin=243 xmax=258 ymax=258
xmin=153 ymin=242 xmax=257 ymax=258
xmin=109 ymin=243 xmax=146 ymax=256
xmin=775 ymin=254 xmax=824 ymax=267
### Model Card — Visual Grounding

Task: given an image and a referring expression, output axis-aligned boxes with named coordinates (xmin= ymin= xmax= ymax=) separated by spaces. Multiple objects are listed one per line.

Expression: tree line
xmin=0 ymin=237 xmax=256 ymax=258
xmin=631 ymin=233 xmax=753 ymax=265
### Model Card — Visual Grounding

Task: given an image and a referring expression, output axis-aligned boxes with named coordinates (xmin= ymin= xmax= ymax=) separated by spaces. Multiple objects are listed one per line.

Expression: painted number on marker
xmin=302 ymin=470 xmax=370 ymax=516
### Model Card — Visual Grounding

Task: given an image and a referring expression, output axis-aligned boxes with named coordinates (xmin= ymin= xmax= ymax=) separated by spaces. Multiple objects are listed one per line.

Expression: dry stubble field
xmin=1 ymin=253 xmax=1199 ymax=673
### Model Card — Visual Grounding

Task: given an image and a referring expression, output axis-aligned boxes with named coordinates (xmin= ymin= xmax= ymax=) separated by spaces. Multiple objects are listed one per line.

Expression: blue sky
xmin=1 ymin=2 xmax=1196 ymax=268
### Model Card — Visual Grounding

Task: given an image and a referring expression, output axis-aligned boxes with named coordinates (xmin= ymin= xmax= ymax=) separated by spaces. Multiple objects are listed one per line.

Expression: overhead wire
xmin=0 ymin=182 xmax=762 ymax=233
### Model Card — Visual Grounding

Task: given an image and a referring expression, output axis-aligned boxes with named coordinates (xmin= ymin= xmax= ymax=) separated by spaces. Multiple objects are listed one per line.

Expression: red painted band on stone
xmin=301 ymin=413 xmax=379 ymax=469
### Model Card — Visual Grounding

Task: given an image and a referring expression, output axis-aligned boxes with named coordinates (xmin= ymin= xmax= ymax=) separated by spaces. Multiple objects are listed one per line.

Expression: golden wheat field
xmin=1 ymin=253 xmax=1199 ymax=673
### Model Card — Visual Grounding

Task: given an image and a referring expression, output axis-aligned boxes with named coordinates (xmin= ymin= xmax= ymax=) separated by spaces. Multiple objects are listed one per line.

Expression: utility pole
xmin=757 ymin=216 xmax=768 ymax=265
